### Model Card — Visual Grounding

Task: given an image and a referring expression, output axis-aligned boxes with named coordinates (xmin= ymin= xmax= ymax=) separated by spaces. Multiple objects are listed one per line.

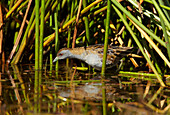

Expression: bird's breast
xmin=84 ymin=53 xmax=103 ymax=68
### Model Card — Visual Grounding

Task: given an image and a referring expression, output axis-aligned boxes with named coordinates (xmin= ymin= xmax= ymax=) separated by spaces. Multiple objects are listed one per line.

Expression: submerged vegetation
xmin=0 ymin=0 xmax=170 ymax=114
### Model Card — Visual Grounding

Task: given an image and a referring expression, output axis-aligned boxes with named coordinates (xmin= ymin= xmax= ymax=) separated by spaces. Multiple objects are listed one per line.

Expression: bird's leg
xmin=115 ymin=59 xmax=124 ymax=73
xmin=117 ymin=77 xmax=123 ymax=89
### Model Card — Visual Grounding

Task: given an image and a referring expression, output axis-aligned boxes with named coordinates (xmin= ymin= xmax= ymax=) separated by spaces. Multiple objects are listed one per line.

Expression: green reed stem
xmin=112 ymin=4 xmax=165 ymax=86
xmin=54 ymin=5 xmax=59 ymax=72
xmin=16 ymin=0 xmax=29 ymax=13
xmin=149 ymin=47 xmax=162 ymax=74
xmin=7 ymin=0 xmax=31 ymax=64
xmin=61 ymin=0 xmax=67 ymax=8
xmin=12 ymin=0 xmax=53 ymax=64
xmin=160 ymin=19 xmax=170 ymax=60
xmin=144 ymin=0 xmax=170 ymax=10
xmin=152 ymin=0 xmax=170 ymax=30
xmin=67 ymin=0 xmax=71 ymax=12
xmin=83 ymin=0 xmax=90 ymax=45
xmin=111 ymin=0 xmax=166 ymax=48
xmin=81 ymin=0 xmax=102 ymax=14
xmin=148 ymin=87 xmax=164 ymax=104
xmin=45 ymin=0 xmax=60 ymax=22
xmin=102 ymin=82 xmax=107 ymax=115
xmin=63 ymin=2 xmax=106 ymax=29
xmin=119 ymin=71 xmax=170 ymax=78
xmin=11 ymin=7 xmax=35 ymax=64
xmin=9 ymin=0 xmax=15 ymax=10
xmin=158 ymin=0 xmax=170 ymax=21
xmin=34 ymin=70 xmax=39 ymax=112
xmin=43 ymin=5 xmax=107 ymax=46
xmin=35 ymin=0 xmax=39 ymax=70
xmin=49 ymin=14 xmax=53 ymax=73
xmin=28 ymin=0 xmax=52 ymax=38
xmin=52 ymin=94 xmax=57 ymax=112
xmin=39 ymin=0 xmax=45 ymax=70
xmin=67 ymin=0 xmax=73 ymax=48
xmin=14 ymin=22 xmax=20 ymax=52
xmin=147 ymin=27 xmax=162 ymax=74
xmin=50 ymin=44 xmax=53 ymax=73
xmin=158 ymin=6 xmax=170 ymax=60
xmin=153 ymin=0 xmax=170 ymax=60
xmin=6 ymin=0 xmax=23 ymax=19
xmin=101 ymin=0 xmax=111 ymax=75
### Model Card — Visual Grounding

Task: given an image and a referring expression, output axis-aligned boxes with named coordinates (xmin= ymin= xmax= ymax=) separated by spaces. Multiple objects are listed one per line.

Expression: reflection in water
xmin=0 ymin=64 xmax=169 ymax=114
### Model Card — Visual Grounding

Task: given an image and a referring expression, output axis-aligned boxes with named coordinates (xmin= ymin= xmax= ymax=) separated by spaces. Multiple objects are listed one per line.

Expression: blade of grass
xmin=129 ymin=18 xmax=170 ymax=68
xmin=12 ymin=0 xmax=55 ymax=64
xmin=6 ymin=0 xmax=23 ymax=19
xmin=43 ymin=3 xmax=106 ymax=47
xmin=112 ymin=4 xmax=165 ymax=86
xmin=159 ymin=12 xmax=170 ymax=60
xmin=9 ymin=0 xmax=15 ymax=10
xmin=81 ymin=0 xmax=102 ymax=14
xmin=152 ymin=0 xmax=170 ymax=30
xmin=8 ymin=0 xmax=32 ymax=64
xmin=11 ymin=7 xmax=35 ymax=64
xmin=158 ymin=0 xmax=170 ymax=21
xmin=111 ymin=0 xmax=166 ymax=47
xmin=148 ymin=86 xmax=164 ymax=104
xmin=16 ymin=0 xmax=29 ymax=13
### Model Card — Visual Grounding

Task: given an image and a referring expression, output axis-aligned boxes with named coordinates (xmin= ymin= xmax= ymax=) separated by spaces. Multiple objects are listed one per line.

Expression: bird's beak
xmin=53 ymin=57 xmax=59 ymax=63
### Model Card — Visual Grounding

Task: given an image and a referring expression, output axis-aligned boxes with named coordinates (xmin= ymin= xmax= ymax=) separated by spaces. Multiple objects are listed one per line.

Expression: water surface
xmin=0 ymin=64 xmax=169 ymax=115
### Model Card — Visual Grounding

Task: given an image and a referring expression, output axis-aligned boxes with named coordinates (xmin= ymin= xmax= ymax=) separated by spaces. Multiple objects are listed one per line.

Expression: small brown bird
xmin=53 ymin=44 xmax=133 ymax=70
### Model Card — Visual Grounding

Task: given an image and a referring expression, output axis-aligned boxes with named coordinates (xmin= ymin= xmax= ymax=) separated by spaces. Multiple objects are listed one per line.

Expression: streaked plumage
xmin=53 ymin=44 xmax=133 ymax=70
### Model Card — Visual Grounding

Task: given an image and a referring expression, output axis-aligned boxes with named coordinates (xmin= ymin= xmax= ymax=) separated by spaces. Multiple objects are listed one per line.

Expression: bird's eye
xmin=58 ymin=53 xmax=63 ymax=56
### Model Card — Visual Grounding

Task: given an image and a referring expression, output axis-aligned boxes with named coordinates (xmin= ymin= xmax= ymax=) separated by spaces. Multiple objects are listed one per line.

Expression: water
xmin=0 ymin=64 xmax=169 ymax=115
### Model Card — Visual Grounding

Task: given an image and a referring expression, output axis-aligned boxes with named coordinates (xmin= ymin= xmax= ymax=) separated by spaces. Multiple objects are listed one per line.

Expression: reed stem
xmin=35 ymin=0 xmax=39 ymax=70
xmin=39 ymin=0 xmax=45 ymax=70
xmin=101 ymin=0 xmax=111 ymax=75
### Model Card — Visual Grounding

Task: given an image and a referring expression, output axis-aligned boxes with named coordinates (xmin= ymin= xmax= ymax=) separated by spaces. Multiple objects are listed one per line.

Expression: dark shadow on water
xmin=0 ymin=64 xmax=169 ymax=114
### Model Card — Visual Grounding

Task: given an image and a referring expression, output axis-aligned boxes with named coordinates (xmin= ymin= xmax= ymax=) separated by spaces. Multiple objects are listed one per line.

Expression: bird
xmin=53 ymin=44 xmax=133 ymax=70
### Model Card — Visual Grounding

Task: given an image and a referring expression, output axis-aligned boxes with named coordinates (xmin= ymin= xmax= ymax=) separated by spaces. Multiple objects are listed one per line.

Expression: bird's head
xmin=53 ymin=49 xmax=72 ymax=62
